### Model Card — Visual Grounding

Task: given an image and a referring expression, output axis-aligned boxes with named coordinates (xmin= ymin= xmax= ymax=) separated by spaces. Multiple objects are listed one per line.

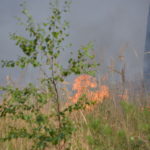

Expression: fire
xmin=70 ymin=75 xmax=109 ymax=109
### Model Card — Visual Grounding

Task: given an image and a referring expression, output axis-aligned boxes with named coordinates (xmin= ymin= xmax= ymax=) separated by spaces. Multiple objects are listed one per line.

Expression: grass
xmin=73 ymin=99 xmax=150 ymax=150
xmin=0 ymin=78 xmax=150 ymax=150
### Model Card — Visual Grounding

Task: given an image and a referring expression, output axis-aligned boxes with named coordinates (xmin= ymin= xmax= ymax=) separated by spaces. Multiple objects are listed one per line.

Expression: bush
xmin=0 ymin=0 xmax=99 ymax=149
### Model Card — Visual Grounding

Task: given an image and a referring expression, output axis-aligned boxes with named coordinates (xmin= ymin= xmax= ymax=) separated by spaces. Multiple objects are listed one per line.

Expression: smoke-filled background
xmin=0 ymin=0 xmax=150 ymax=85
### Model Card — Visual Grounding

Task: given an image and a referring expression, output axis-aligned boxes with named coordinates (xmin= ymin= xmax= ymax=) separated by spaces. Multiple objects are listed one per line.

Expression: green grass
xmin=70 ymin=98 xmax=150 ymax=150
xmin=0 ymin=91 xmax=150 ymax=150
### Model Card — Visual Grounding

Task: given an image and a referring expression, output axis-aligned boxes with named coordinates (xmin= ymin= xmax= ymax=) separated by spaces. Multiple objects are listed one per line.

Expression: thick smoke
xmin=0 ymin=0 xmax=150 ymax=85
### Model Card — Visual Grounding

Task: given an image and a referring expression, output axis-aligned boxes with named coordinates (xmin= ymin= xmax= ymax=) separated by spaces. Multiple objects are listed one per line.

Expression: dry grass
xmin=0 ymin=75 xmax=150 ymax=150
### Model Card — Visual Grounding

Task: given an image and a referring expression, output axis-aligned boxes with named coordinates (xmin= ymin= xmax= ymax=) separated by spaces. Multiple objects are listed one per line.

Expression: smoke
xmin=68 ymin=0 xmax=150 ymax=80
xmin=0 ymin=0 xmax=150 ymax=85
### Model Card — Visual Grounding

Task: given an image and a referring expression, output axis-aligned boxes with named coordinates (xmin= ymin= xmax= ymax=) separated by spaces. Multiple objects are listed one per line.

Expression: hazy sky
xmin=0 ymin=0 xmax=150 ymax=85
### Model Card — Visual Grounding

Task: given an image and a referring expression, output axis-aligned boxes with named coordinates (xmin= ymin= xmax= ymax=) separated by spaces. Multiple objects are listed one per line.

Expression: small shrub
xmin=0 ymin=0 xmax=99 ymax=149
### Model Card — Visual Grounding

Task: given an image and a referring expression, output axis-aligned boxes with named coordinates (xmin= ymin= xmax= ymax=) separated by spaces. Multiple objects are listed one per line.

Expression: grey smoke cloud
xmin=0 ymin=0 xmax=150 ymax=85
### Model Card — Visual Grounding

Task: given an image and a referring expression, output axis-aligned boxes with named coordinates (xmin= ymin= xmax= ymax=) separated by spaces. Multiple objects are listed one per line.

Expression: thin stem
xmin=51 ymin=56 xmax=61 ymax=128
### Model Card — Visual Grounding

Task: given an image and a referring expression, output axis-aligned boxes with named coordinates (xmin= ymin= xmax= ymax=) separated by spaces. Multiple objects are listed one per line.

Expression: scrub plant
xmin=0 ymin=0 xmax=99 ymax=149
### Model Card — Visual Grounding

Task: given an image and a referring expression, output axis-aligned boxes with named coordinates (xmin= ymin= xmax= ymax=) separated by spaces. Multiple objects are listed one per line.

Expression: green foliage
xmin=85 ymin=100 xmax=150 ymax=150
xmin=0 ymin=0 xmax=99 ymax=149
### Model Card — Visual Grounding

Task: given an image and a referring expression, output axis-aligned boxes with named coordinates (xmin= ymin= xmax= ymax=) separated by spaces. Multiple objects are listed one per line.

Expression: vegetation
xmin=0 ymin=0 xmax=99 ymax=149
xmin=0 ymin=0 xmax=150 ymax=150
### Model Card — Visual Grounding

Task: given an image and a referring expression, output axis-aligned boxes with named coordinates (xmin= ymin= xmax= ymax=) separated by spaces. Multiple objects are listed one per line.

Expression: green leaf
xmin=52 ymin=32 xmax=59 ymax=38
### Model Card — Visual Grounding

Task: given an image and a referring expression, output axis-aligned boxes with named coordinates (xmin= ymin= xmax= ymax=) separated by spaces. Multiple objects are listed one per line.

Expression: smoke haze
xmin=0 ymin=0 xmax=150 ymax=85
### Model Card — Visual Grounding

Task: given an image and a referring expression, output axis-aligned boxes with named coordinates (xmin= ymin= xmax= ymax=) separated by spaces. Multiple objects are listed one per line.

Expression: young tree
xmin=0 ymin=0 xmax=99 ymax=149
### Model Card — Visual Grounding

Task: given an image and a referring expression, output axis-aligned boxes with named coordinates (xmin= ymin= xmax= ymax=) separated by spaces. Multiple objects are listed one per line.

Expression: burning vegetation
xmin=70 ymin=75 xmax=109 ymax=109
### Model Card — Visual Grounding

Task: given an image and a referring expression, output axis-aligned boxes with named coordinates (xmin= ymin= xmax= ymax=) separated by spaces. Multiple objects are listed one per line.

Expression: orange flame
xmin=70 ymin=74 xmax=109 ymax=109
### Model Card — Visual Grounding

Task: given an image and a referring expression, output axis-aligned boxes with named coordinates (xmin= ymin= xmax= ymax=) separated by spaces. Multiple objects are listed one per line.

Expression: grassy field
xmin=0 ymin=76 xmax=150 ymax=150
